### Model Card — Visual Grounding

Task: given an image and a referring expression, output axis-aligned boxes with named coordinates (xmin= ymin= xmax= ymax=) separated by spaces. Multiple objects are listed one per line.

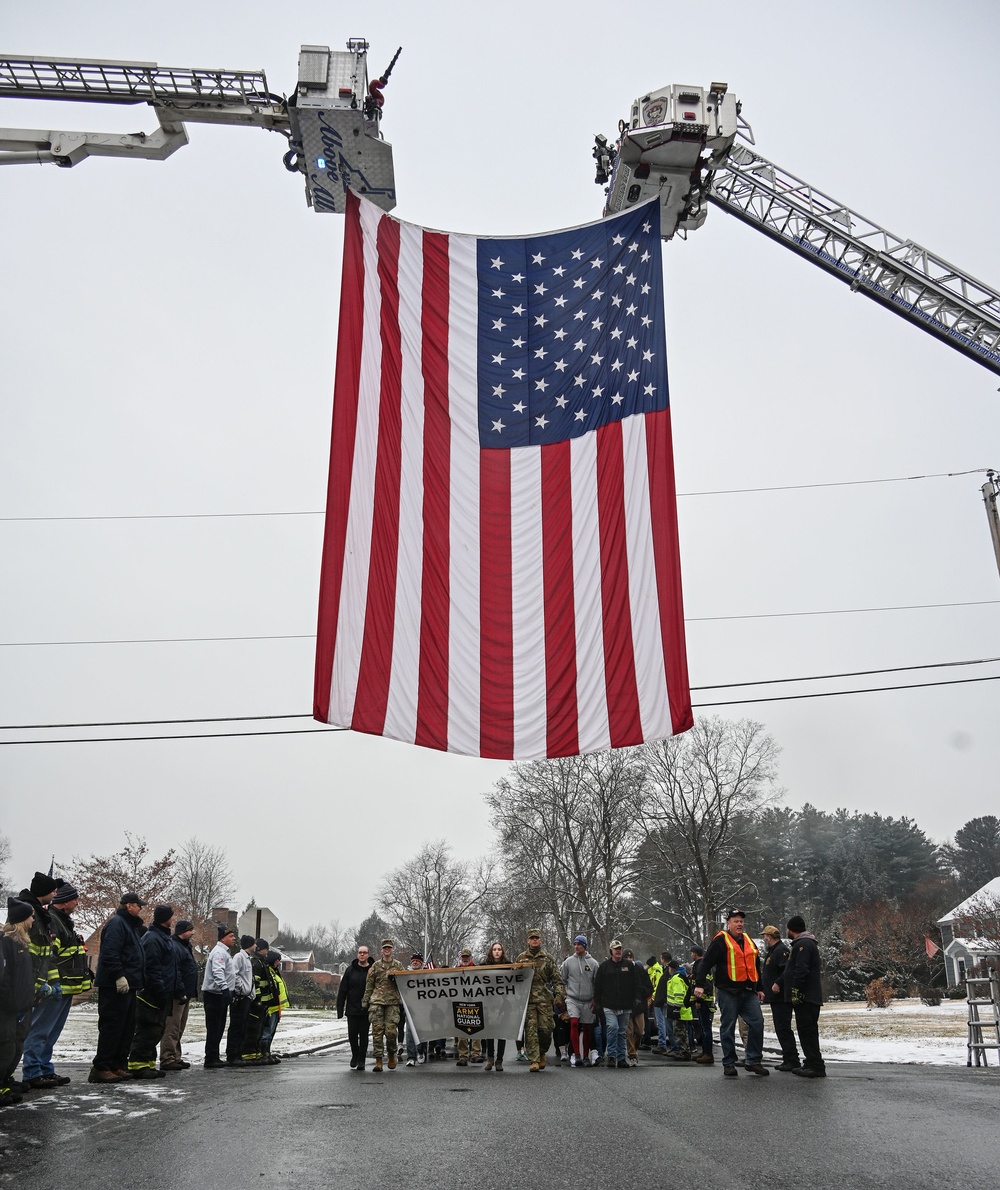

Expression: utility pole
xmin=982 ymin=471 xmax=1000 ymax=582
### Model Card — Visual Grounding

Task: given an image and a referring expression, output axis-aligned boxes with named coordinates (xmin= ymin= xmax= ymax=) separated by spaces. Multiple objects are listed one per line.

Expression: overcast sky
xmin=2 ymin=0 xmax=999 ymax=933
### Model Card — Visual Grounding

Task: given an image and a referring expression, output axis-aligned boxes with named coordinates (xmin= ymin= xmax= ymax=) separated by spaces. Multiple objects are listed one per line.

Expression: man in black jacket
xmin=592 ymin=941 xmax=638 ymax=1069
xmin=128 ymin=905 xmax=177 ymax=1079
xmin=160 ymin=920 xmax=198 ymax=1072
xmin=783 ymin=915 xmax=826 ymax=1078
xmin=762 ymin=924 xmax=800 ymax=1071
xmin=90 ymin=893 xmax=146 ymax=1083
xmin=337 ymin=943 xmax=374 ymax=1071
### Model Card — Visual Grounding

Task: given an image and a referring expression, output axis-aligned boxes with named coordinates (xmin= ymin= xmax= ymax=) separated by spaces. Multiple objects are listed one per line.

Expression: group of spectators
xmin=333 ymin=910 xmax=826 ymax=1079
xmin=1 ymin=871 xmax=292 ymax=1108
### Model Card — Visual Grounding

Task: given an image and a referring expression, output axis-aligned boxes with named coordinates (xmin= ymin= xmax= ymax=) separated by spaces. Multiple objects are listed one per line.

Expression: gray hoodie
xmin=560 ymin=951 xmax=600 ymax=1002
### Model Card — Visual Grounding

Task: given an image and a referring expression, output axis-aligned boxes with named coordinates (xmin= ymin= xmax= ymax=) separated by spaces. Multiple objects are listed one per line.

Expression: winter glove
xmin=51 ymin=982 xmax=63 ymax=996
xmin=115 ymin=976 xmax=130 ymax=994
xmin=790 ymin=987 xmax=803 ymax=1006
xmin=38 ymin=982 xmax=54 ymax=999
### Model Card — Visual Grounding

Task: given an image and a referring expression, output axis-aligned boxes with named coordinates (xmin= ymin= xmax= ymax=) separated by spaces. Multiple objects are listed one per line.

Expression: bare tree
xmin=640 ymin=716 xmax=779 ymax=945
xmin=485 ymin=749 xmax=648 ymax=955
xmin=0 ymin=830 xmax=12 ymax=898
xmin=376 ymin=841 xmax=495 ymax=965
xmin=171 ymin=837 xmax=236 ymax=927
xmin=68 ymin=833 xmax=176 ymax=935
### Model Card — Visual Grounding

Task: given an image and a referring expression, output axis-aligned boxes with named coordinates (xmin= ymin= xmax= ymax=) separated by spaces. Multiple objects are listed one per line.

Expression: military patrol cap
xmin=381 ymin=937 xmax=395 ymax=948
xmin=526 ymin=927 xmax=542 ymax=938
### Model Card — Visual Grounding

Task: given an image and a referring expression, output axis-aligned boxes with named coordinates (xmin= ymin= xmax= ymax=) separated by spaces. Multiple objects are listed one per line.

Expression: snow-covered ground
xmin=52 ymin=1002 xmax=349 ymax=1065
xmin=52 ymin=997 xmax=975 ymax=1067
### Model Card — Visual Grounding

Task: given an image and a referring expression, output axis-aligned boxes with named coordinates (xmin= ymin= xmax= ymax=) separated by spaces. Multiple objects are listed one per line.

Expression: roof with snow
xmin=938 ymin=876 xmax=1000 ymax=924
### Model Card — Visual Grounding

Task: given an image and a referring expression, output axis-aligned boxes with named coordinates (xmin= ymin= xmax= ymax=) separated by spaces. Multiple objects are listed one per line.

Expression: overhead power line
xmin=3 ymin=599 xmax=998 ymax=649
xmin=2 ymin=666 xmax=999 ymax=744
xmin=0 ymin=468 xmax=992 ymax=522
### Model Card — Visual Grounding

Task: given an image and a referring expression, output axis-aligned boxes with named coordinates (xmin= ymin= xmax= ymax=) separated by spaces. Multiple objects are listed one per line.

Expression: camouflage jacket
xmin=513 ymin=948 xmax=566 ymax=1006
xmin=362 ymin=957 xmax=405 ymax=1007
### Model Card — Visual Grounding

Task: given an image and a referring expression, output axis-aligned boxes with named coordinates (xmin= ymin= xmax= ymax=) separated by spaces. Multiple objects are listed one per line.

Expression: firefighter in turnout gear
xmin=362 ymin=939 xmax=405 ymax=1072
xmin=513 ymin=928 xmax=566 ymax=1072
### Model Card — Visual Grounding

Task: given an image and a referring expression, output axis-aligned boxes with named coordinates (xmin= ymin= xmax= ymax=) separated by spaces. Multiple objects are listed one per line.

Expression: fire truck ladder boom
xmin=708 ymin=143 xmax=1000 ymax=377
xmin=0 ymin=54 xmax=288 ymax=166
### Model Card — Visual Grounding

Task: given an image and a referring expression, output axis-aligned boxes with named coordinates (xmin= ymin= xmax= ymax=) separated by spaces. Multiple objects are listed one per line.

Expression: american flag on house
xmin=314 ymin=192 xmax=692 ymax=759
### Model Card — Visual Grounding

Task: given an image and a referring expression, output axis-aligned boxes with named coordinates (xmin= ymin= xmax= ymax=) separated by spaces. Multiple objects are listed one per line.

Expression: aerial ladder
xmin=0 ymin=41 xmax=399 ymax=213
xmin=594 ymin=82 xmax=1000 ymax=378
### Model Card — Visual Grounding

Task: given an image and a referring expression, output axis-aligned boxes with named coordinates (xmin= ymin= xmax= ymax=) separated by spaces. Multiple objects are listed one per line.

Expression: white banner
xmin=396 ymin=964 xmax=533 ymax=1043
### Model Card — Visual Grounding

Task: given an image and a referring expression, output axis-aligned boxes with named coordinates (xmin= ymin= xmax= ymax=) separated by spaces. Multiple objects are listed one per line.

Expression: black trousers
xmin=346 ymin=1012 xmax=370 ymax=1064
xmin=95 ymin=987 xmax=137 ymax=1071
xmin=202 ymin=990 xmax=231 ymax=1063
xmin=0 ymin=1007 xmax=32 ymax=1088
xmin=128 ymin=996 xmax=169 ymax=1070
xmin=770 ymin=1001 xmax=800 ymax=1066
xmin=793 ymin=1001 xmax=824 ymax=1071
xmin=226 ymin=995 xmax=252 ymax=1060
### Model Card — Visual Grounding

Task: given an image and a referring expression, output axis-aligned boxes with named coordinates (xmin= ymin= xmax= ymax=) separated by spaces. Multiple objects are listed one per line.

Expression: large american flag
xmin=314 ymin=192 xmax=692 ymax=758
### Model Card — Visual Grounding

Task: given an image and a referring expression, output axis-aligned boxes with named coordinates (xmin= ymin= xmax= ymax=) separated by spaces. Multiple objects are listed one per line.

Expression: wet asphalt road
xmin=3 ymin=1048 xmax=998 ymax=1190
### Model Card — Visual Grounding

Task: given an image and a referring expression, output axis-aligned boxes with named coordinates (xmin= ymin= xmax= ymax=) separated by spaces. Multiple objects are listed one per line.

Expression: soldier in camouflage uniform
xmin=362 ymin=938 xmax=406 ymax=1072
xmin=513 ymin=928 xmax=566 ymax=1072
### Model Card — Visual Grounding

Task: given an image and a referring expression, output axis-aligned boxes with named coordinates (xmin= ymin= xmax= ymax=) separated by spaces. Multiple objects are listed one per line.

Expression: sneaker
xmin=569 ymin=1053 xmax=578 ymax=1067
xmin=589 ymin=1049 xmax=599 ymax=1065
xmin=723 ymin=1066 xmax=738 ymax=1077
xmin=27 ymin=1075 xmax=61 ymax=1088
xmin=417 ymin=1053 xmax=426 ymax=1064
xmin=628 ymin=1057 xmax=639 ymax=1068
xmin=405 ymin=1059 xmax=415 ymax=1067
xmin=558 ymin=1051 xmax=568 ymax=1064
xmin=745 ymin=1064 xmax=770 ymax=1076
xmin=605 ymin=1056 xmax=617 ymax=1069
xmin=515 ymin=1051 xmax=528 ymax=1063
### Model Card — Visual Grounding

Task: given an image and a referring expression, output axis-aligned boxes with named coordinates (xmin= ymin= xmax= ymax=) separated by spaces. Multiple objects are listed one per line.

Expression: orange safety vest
xmin=716 ymin=930 xmax=759 ymax=984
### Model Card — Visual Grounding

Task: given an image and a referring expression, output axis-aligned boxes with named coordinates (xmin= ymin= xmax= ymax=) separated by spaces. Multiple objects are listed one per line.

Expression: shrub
xmin=865 ymin=977 xmax=895 ymax=1008
xmin=918 ymin=986 xmax=942 ymax=1006
xmin=945 ymin=986 xmax=968 ymax=1001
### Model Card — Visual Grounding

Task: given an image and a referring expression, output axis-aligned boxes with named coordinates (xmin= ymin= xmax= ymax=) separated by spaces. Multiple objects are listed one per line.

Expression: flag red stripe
xmin=415 ymin=230 xmax=452 ymax=750
xmin=644 ymin=409 xmax=693 ymax=733
xmin=352 ymin=215 xmax=403 ymax=734
xmin=541 ymin=440 xmax=580 ymax=756
xmin=479 ymin=449 xmax=514 ymax=757
xmin=596 ymin=421 xmax=642 ymax=747
xmin=314 ymin=192 xmax=365 ymax=720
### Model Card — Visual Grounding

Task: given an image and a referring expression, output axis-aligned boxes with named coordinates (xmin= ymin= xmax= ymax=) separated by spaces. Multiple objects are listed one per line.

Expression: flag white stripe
xmin=446 ymin=233 xmax=482 ymax=754
xmin=329 ymin=200 xmax=383 ymax=723
xmin=622 ymin=415 xmax=670 ymax=739
xmin=510 ymin=447 xmax=547 ymax=758
xmin=570 ymin=431 xmax=611 ymax=753
xmin=383 ymin=222 xmax=426 ymax=744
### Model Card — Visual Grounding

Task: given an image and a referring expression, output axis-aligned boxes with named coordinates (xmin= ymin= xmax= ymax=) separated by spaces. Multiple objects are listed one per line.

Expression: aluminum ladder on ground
xmin=965 ymin=976 xmax=1000 ymax=1067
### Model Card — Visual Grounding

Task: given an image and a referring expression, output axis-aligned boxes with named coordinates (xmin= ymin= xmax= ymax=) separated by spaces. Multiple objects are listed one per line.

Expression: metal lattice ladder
xmin=965 ymin=976 xmax=1000 ymax=1067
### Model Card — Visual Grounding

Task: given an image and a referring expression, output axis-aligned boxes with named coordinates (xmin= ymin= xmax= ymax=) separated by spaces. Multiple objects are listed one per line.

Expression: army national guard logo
xmin=453 ymin=1001 xmax=485 ymax=1035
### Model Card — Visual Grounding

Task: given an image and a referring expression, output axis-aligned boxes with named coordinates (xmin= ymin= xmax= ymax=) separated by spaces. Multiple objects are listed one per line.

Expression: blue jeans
xmin=717 ymin=987 xmax=763 ymax=1067
xmin=260 ymin=1013 xmax=278 ymax=1046
xmin=602 ymin=1008 xmax=629 ymax=1062
xmin=21 ymin=994 xmax=73 ymax=1079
